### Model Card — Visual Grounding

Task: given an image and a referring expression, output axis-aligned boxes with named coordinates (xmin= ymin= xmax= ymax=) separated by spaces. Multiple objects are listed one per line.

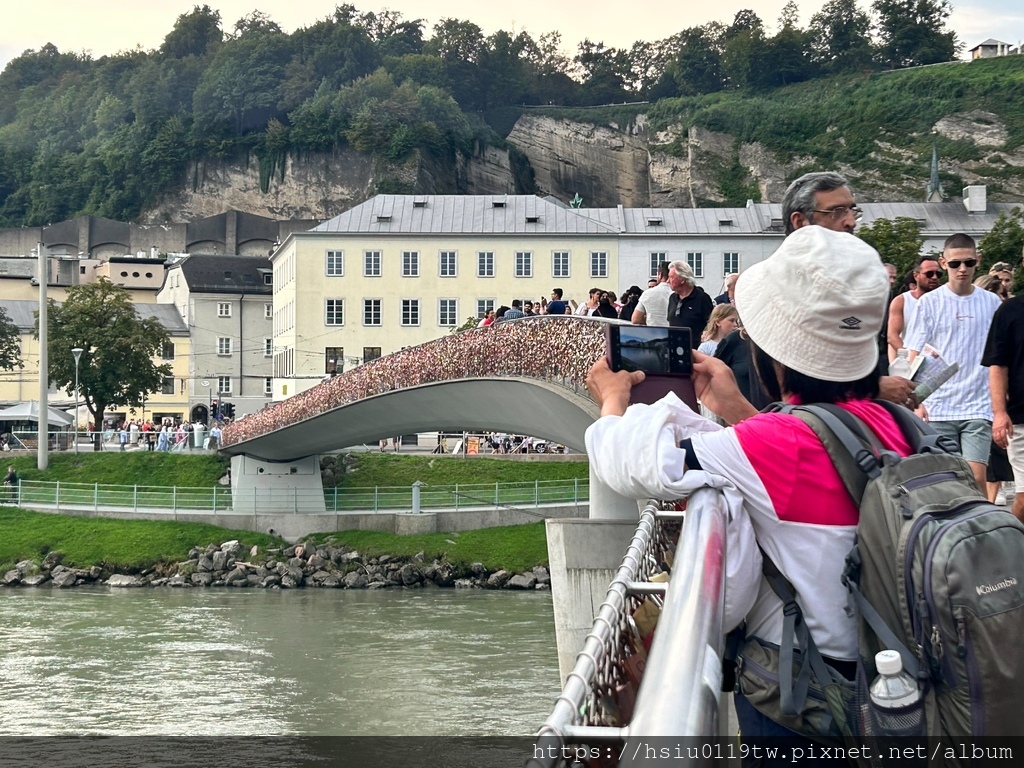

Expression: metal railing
xmin=11 ymin=478 xmax=589 ymax=514
xmin=532 ymin=488 xmax=729 ymax=766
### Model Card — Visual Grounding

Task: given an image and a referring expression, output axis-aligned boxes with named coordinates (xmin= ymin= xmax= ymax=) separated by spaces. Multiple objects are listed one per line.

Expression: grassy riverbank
xmin=0 ymin=506 xmax=549 ymax=574
xmin=3 ymin=452 xmax=588 ymax=488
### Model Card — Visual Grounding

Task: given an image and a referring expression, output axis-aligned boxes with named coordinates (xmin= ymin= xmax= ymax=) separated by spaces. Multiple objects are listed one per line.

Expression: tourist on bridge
xmin=584 ymin=226 xmax=910 ymax=760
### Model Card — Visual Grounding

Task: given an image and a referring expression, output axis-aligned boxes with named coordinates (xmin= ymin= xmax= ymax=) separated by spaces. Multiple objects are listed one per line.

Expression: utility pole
xmin=37 ymin=241 xmax=48 ymax=471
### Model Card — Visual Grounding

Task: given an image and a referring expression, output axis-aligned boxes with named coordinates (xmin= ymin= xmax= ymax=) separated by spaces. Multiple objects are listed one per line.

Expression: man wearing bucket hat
xmin=584 ymin=226 xmax=913 ymax=753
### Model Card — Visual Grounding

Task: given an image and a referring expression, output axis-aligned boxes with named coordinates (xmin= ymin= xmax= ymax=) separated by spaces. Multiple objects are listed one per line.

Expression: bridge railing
xmin=11 ymin=478 xmax=589 ymax=514
xmin=532 ymin=488 xmax=728 ymax=765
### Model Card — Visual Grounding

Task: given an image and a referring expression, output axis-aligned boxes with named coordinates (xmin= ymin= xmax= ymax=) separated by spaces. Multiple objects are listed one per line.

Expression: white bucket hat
xmin=734 ymin=226 xmax=888 ymax=382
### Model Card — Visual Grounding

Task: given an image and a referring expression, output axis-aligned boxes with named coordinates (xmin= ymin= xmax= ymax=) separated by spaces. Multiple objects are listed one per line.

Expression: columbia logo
xmin=840 ymin=316 xmax=862 ymax=330
xmin=977 ymin=577 xmax=1018 ymax=596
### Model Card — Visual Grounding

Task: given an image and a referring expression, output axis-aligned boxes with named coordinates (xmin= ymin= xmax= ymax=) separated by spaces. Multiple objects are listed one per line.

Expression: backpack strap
xmin=871 ymin=399 xmax=958 ymax=456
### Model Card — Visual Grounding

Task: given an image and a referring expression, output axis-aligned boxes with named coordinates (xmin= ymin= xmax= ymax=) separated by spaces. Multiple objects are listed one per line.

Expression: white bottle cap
xmin=875 ymin=649 xmax=903 ymax=676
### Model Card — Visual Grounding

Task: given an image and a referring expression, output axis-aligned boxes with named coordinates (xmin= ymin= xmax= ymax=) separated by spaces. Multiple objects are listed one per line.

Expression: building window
xmin=515 ymin=251 xmax=533 ymax=277
xmin=264 ymin=377 xmax=273 ymax=396
xmin=218 ymin=376 xmax=232 ymax=395
xmin=363 ymin=347 xmax=382 ymax=362
xmin=325 ymin=347 xmax=344 ymax=374
xmin=439 ymin=250 xmax=457 ymax=277
xmin=161 ymin=376 xmax=174 ymax=395
xmin=161 ymin=342 xmax=174 ymax=360
xmin=217 ymin=337 xmax=232 ymax=355
xmin=438 ymin=299 xmax=458 ymax=326
xmin=217 ymin=302 xmax=231 ymax=317
xmin=263 ymin=273 xmax=273 ymax=285
xmin=402 ymin=251 xmax=419 ymax=277
xmin=401 ymin=299 xmax=420 ymax=326
xmin=264 ymin=303 xmax=272 ymax=319
xmin=477 ymin=251 xmax=494 ymax=277
xmin=364 ymin=250 xmax=382 ymax=277
xmin=476 ymin=298 xmax=495 ymax=318
xmin=326 ymin=250 xmax=344 ymax=276
xmin=590 ymin=251 xmax=608 ymax=278
xmin=687 ymin=251 xmax=704 ymax=278
xmin=723 ymin=252 xmax=739 ymax=275
xmin=552 ymin=251 xmax=570 ymax=278
xmin=325 ymin=298 xmax=345 ymax=326
xmin=650 ymin=252 xmax=667 ymax=278
xmin=264 ymin=338 xmax=273 ymax=357
xmin=363 ymin=298 xmax=381 ymax=326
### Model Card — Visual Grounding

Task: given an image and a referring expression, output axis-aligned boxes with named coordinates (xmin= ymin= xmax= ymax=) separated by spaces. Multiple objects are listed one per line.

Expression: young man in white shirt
xmin=905 ymin=233 xmax=1003 ymax=491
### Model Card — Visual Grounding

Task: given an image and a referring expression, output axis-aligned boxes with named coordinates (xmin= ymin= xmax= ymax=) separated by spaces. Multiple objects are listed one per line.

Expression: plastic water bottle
xmin=889 ymin=349 xmax=912 ymax=379
xmin=869 ymin=650 xmax=923 ymax=736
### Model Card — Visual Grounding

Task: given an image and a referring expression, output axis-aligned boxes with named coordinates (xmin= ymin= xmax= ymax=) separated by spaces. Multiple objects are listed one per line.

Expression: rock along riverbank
xmin=1 ymin=537 xmax=550 ymax=592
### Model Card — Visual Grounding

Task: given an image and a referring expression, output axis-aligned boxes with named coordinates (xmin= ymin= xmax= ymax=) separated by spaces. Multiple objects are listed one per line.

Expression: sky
xmin=2 ymin=0 xmax=1023 ymax=70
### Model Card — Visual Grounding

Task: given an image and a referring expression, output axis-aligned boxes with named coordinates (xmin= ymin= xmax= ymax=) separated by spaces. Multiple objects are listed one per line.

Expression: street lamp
xmin=200 ymin=380 xmax=211 ymax=421
xmin=72 ymin=347 xmax=83 ymax=454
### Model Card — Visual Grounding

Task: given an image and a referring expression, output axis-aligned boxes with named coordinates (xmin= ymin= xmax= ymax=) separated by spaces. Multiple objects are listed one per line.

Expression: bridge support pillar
xmin=545 ymin=518 xmax=638 ymax=684
xmin=230 ymin=454 xmax=327 ymax=519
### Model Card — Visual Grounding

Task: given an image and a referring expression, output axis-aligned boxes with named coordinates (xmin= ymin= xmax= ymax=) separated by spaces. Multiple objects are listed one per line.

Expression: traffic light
xmin=211 ymin=400 xmax=219 ymax=417
xmin=222 ymin=402 xmax=235 ymax=418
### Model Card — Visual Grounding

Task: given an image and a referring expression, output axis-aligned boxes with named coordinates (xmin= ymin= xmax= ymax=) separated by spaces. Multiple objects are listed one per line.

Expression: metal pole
xmin=37 ymin=241 xmax=48 ymax=471
xmin=72 ymin=348 xmax=83 ymax=454
xmin=412 ymin=480 xmax=422 ymax=514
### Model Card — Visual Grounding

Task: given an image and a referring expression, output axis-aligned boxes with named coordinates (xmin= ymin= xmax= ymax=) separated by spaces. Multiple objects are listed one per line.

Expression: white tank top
xmin=901 ymin=291 xmax=920 ymax=339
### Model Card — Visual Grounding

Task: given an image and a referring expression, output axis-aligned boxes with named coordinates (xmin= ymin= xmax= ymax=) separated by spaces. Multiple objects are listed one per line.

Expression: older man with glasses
xmin=906 ymin=233 xmax=1003 ymax=492
xmin=887 ymin=254 xmax=942 ymax=354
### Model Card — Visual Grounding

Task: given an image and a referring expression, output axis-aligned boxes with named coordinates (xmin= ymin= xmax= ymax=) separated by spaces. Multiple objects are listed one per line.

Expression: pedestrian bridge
xmin=219 ymin=316 xmax=608 ymax=515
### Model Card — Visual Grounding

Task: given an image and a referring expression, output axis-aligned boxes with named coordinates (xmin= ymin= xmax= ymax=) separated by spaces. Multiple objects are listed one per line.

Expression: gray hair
xmin=669 ymin=260 xmax=695 ymax=287
xmin=782 ymin=172 xmax=849 ymax=235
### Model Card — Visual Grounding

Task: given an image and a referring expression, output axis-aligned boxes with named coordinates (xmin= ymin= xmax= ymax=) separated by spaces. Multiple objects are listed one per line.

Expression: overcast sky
xmin=2 ymin=0 xmax=1022 ymax=70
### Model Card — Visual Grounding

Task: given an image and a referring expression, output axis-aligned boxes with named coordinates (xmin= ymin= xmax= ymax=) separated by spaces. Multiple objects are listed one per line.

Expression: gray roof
xmin=174 ymin=254 xmax=273 ymax=295
xmin=3 ymin=300 xmax=188 ymax=335
xmin=971 ymin=39 xmax=1011 ymax=48
xmin=313 ymin=195 xmax=620 ymax=235
xmin=580 ymin=205 xmax=780 ymax=235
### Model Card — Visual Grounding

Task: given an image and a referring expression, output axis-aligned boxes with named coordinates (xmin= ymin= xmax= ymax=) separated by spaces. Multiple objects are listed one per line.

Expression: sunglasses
xmin=920 ymin=270 xmax=942 ymax=279
xmin=946 ymin=259 xmax=977 ymax=270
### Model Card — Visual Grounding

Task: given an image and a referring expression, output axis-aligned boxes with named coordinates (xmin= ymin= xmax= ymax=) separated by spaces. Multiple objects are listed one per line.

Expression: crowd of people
xmin=99 ymin=418 xmax=225 ymax=452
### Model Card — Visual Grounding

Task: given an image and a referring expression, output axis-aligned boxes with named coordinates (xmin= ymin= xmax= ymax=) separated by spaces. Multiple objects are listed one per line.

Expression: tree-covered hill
xmin=0 ymin=1 xmax=989 ymax=225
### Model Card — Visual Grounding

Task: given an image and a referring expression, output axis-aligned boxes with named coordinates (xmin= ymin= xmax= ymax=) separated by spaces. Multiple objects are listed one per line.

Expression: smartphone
xmin=606 ymin=324 xmax=698 ymax=409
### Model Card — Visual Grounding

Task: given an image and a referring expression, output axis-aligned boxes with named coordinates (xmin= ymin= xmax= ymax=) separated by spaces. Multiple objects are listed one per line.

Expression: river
xmin=0 ymin=587 xmax=561 ymax=737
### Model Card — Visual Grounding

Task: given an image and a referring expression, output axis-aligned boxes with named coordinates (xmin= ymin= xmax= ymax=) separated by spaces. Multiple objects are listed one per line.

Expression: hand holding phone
xmin=605 ymin=324 xmax=698 ymax=409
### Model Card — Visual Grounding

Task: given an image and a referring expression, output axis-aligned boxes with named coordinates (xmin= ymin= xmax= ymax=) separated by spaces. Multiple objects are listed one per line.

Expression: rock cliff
xmin=143 ymin=110 xmax=1024 ymax=222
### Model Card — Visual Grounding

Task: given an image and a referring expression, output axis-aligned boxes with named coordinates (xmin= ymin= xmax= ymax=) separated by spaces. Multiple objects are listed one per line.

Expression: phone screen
xmin=609 ymin=326 xmax=692 ymax=375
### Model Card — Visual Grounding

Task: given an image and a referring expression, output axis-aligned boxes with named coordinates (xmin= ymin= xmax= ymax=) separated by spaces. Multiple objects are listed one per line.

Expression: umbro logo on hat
xmin=840 ymin=316 xmax=862 ymax=330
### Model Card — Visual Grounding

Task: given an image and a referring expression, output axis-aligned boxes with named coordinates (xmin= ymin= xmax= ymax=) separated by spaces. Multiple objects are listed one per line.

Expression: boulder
xmin=22 ymin=573 xmax=50 ymax=586
xmin=262 ymin=574 xmax=282 ymax=588
xmin=107 ymin=574 xmax=142 ymax=588
xmin=309 ymin=569 xmax=332 ymax=584
xmin=307 ymin=554 xmax=327 ymax=570
xmin=454 ymin=578 xmax=478 ymax=589
xmin=469 ymin=562 xmax=487 ymax=577
xmin=343 ymin=572 xmax=368 ymax=589
xmin=486 ymin=570 xmax=511 ymax=589
xmin=320 ymin=576 xmax=342 ymax=588
xmin=339 ymin=551 xmax=362 ymax=564
xmin=190 ymin=572 xmax=214 ymax=586
xmin=167 ymin=575 xmax=187 ymax=587
xmin=398 ymin=563 xmax=422 ymax=586
xmin=507 ymin=573 xmax=537 ymax=590
xmin=532 ymin=566 xmax=550 ymax=585
xmin=281 ymin=574 xmax=301 ymax=589
xmin=41 ymin=551 xmax=64 ymax=571
xmin=211 ymin=551 xmax=229 ymax=572
xmin=197 ymin=555 xmax=215 ymax=572
xmin=52 ymin=570 xmax=78 ymax=588
xmin=3 ymin=570 xmax=21 ymax=585
xmin=224 ymin=567 xmax=249 ymax=585
xmin=220 ymin=540 xmax=241 ymax=558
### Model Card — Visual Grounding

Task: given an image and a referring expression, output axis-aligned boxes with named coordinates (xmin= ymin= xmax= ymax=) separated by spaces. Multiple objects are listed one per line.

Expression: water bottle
xmin=869 ymin=650 xmax=924 ymax=736
xmin=889 ymin=349 xmax=912 ymax=379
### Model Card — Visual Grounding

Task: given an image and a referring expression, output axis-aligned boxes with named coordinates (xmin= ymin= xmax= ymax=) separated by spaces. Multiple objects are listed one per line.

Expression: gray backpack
xmin=737 ymin=401 xmax=1024 ymax=747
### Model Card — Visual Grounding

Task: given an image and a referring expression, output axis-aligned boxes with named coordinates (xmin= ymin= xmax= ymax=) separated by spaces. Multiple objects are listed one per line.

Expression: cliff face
xmin=143 ymin=110 xmax=1024 ymax=222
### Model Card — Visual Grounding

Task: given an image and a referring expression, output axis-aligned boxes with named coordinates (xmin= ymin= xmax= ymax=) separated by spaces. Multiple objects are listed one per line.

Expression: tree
xmin=39 ymin=279 xmax=171 ymax=433
xmin=665 ymin=25 xmax=725 ymax=96
xmin=809 ymin=0 xmax=874 ymax=74
xmin=0 ymin=307 xmax=23 ymax=372
xmin=856 ymin=217 xmax=924 ymax=281
xmin=872 ymin=0 xmax=959 ymax=68
xmin=160 ymin=5 xmax=223 ymax=59
xmin=978 ymin=208 xmax=1024 ymax=294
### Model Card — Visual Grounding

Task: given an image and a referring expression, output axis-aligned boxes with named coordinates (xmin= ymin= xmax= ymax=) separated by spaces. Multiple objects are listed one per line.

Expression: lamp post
xmin=72 ymin=347 xmax=83 ymax=454
xmin=200 ymin=380 xmax=210 ymax=421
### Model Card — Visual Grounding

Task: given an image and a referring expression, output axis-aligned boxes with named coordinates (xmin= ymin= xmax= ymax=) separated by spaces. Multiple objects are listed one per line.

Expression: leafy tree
xmin=0 ymin=307 xmax=23 ymax=372
xmin=872 ymin=0 xmax=959 ymax=68
xmin=856 ymin=217 xmax=924 ymax=279
xmin=978 ymin=208 xmax=1024 ymax=293
xmin=575 ymin=40 xmax=629 ymax=104
xmin=160 ymin=5 xmax=223 ymax=59
xmin=808 ymin=0 xmax=873 ymax=74
xmin=39 ymin=279 xmax=171 ymax=434
xmin=665 ymin=25 xmax=725 ymax=96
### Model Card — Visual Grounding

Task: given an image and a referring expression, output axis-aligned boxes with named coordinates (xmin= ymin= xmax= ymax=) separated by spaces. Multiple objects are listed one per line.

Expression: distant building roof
xmin=312 ymin=195 xmax=620 ymax=236
xmin=174 ymin=254 xmax=273 ymax=295
xmin=3 ymin=300 xmax=188 ymax=335
xmin=970 ymin=39 xmax=1011 ymax=49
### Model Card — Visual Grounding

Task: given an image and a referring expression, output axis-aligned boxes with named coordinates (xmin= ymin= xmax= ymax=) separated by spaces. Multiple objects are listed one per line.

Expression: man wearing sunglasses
xmin=887 ymin=254 xmax=942 ymax=354
xmin=905 ymin=233 xmax=1003 ymax=492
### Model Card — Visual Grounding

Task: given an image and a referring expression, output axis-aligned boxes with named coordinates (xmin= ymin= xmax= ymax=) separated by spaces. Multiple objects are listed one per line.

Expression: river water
xmin=0 ymin=587 xmax=561 ymax=736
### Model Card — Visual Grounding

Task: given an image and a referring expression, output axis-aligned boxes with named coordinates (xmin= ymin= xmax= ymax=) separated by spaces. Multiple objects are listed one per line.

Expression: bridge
xmin=219 ymin=316 xmax=610 ymax=517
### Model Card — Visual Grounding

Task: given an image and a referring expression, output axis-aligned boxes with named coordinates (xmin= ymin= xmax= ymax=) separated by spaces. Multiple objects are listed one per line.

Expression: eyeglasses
xmin=810 ymin=205 xmax=863 ymax=222
xmin=920 ymin=270 xmax=942 ymax=279
xmin=946 ymin=259 xmax=977 ymax=270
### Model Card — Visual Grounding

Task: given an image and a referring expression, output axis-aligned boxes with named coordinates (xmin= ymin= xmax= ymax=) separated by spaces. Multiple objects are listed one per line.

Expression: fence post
xmin=172 ymin=485 xmax=177 ymax=513
xmin=133 ymin=485 xmax=138 ymax=512
xmin=535 ymin=480 xmax=539 ymax=507
xmin=455 ymin=483 xmax=459 ymax=511
xmin=495 ymin=482 xmax=499 ymax=506
xmin=212 ymin=487 xmax=217 ymax=513
xmin=574 ymin=477 xmax=579 ymax=503
xmin=293 ymin=487 xmax=298 ymax=514
xmin=333 ymin=487 xmax=338 ymax=512
xmin=55 ymin=481 xmax=60 ymax=511
xmin=94 ymin=482 xmax=98 ymax=512
xmin=374 ymin=486 xmax=379 ymax=513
